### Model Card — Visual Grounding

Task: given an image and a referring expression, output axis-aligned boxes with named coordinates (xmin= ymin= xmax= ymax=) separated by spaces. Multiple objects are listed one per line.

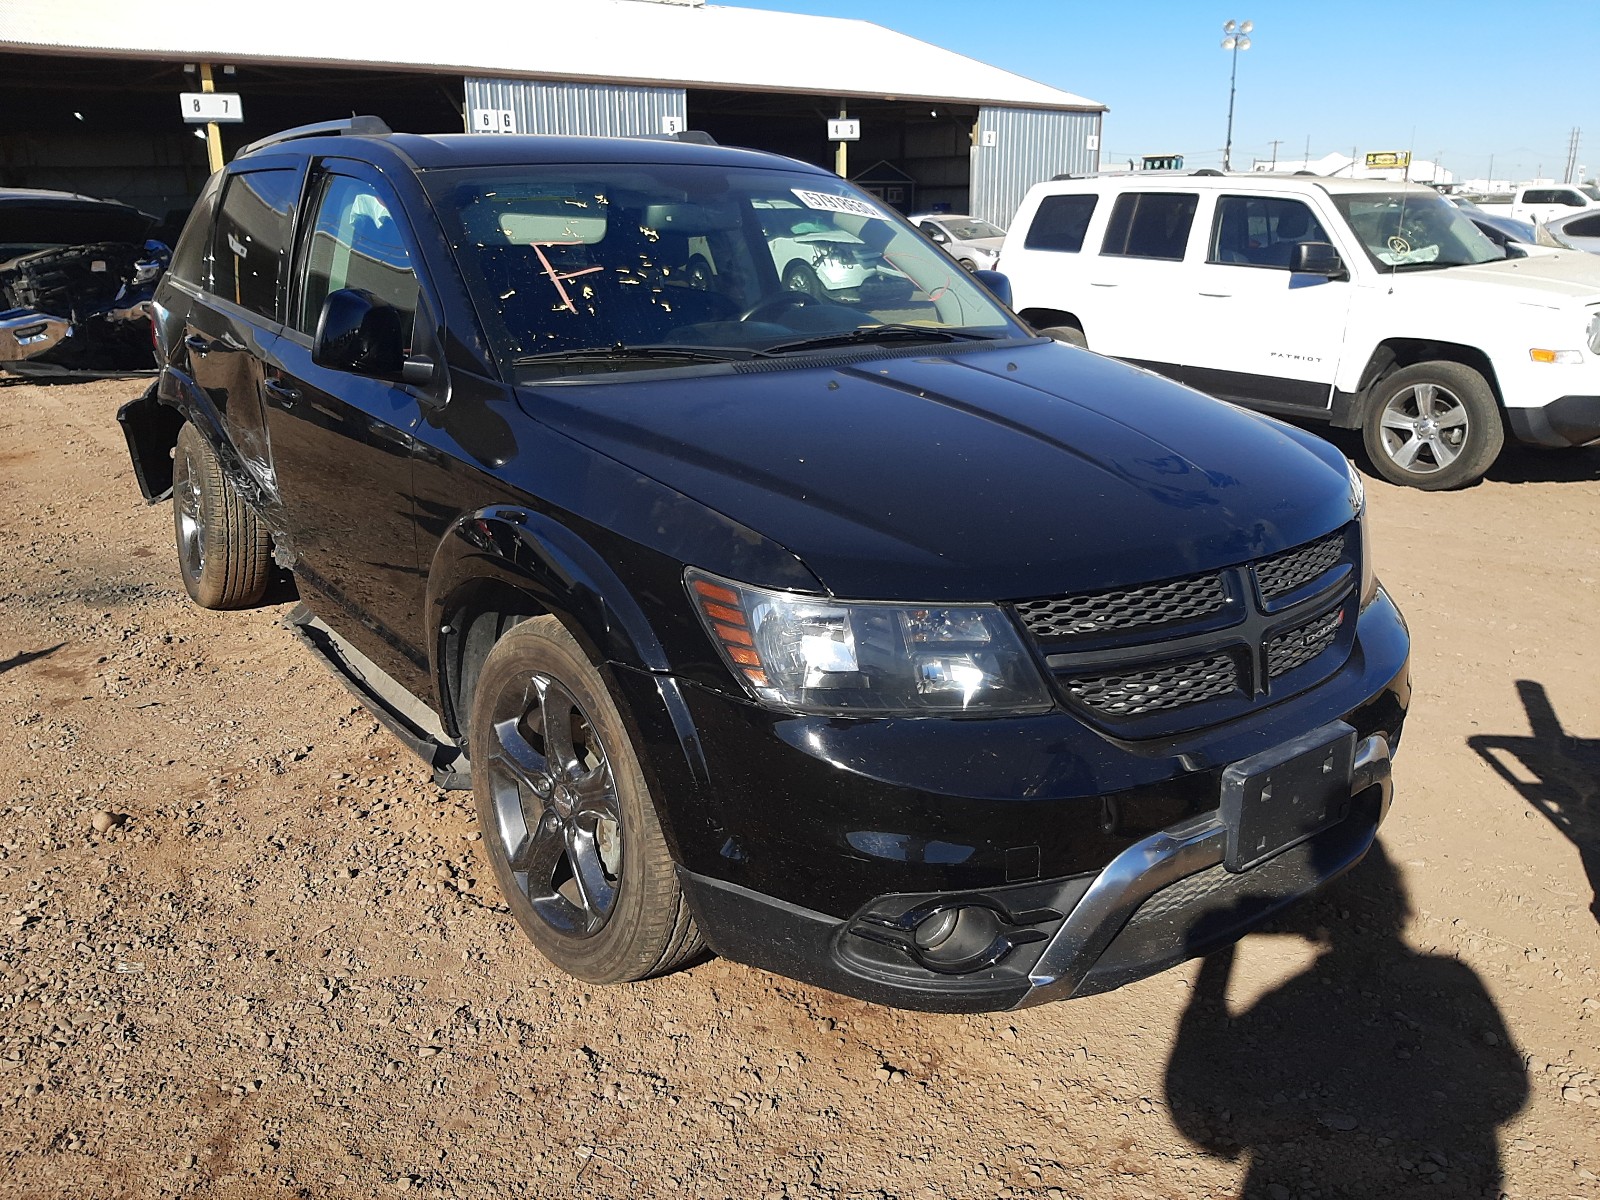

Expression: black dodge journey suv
xmin=119 ymin=118 xmax=1410 ymax=1012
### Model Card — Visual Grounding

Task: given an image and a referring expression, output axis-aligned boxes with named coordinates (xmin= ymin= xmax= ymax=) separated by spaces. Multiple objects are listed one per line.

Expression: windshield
xmin=938 ymin=217 xmax=1005 ymax=240
xmin=425 ymin=163 xmax=1021 ymax=380
xmin=1331 ymin=192 xmax=1506 ymax=270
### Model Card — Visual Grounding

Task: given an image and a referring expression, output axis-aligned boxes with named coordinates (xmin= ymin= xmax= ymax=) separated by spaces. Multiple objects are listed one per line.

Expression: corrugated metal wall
xmin=462 ymin=78 xmax=686 ymax=138
xmin=971 ymin=108 xmax=1103 ymax=229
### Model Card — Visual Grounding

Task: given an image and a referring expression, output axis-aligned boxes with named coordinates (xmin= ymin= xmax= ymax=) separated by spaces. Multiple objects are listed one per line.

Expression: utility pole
xmin=1267 ymin=138 xmax=1282 ymax=170
xmin=1564 ymin=127 xmax=1582 ymax=184
xmin=1487 ymin=154 xmax=1494 ymax=191
xmin=1220 ymin=20 xmax=1253 ymax=172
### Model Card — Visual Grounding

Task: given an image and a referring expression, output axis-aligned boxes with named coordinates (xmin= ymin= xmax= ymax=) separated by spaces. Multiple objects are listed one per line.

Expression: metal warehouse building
xmin=0 ymin=0 xmax=1103 ymax=232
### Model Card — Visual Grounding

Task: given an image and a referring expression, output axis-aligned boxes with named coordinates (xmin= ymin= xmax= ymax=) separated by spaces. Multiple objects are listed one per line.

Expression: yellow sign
xmin=1364 ymin=151 xmax=1412 ymax=169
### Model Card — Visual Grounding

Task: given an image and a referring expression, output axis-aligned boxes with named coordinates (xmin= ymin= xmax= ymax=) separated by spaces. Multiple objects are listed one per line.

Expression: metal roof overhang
xmin=0 ymin=0 xmax=1105 ymax=114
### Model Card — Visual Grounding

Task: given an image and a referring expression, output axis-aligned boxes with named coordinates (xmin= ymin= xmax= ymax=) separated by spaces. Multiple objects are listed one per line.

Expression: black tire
xmin=1361 ymin=361 xmax=1504 ymax=490
xmin=172 ymin=422 xmax=272 ymax=609
xmin=470 ymin=616 xmax=701 ymax=984
xmin=1041 ymin=324 xmax=1088 ymax=349
xmin=781 ymin=261 xmax=823 ymax=298
xmin=957 ymin=257 xmax=977 ymax=272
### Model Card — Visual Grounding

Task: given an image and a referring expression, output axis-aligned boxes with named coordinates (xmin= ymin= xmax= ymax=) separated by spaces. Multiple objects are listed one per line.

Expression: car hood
xmin=0 ymin=192 xmax=155 ymax=254
xmin=516 ymin=342 xmax=1356 ymax=601
xmin=1394 ymin=250 xmax=1600 ymax=302
xmin=955 ymin=236 xmax=1005 ymax=255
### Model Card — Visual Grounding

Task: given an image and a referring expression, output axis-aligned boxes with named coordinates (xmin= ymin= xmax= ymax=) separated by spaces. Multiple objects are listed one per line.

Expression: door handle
xmin=262 ymin=379 xmax=301 ymax=408
xmin=183 ymin=334 xmax=211 ymax=357
xmin=1198 ymin=292 xmax=1233 ymax=298
xmin=1089 ymin=281 xmax=1118 ymax=288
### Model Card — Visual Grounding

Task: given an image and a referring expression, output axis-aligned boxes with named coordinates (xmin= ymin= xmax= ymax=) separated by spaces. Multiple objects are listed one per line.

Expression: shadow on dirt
xmin=1165 ymin=842 xmax=1527 ymax=1198
xmin=1470 ymin=679 xmax=1600 ymax=926
xmin=1281 ymin=421 xmax=1600 ymax=488
xmin=0 ymin=643 xmax=66 ymax=676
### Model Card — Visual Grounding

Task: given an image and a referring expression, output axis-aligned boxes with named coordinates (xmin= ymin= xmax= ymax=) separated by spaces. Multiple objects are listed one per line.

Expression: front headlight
xmin=686 ymin=568 xmax=1054 ymax=716
xmin=1348 ymin=459 xmax=1378 ymax=610
xmin=1587 ymin=311 xmax=1600 ymax=356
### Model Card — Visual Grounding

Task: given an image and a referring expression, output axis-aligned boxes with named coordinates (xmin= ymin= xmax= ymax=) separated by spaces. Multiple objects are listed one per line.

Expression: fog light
xmin=911 ymin=905 xmax=1006 ymax=970
xmin=913 ymin=908 xmax=959 ymax=951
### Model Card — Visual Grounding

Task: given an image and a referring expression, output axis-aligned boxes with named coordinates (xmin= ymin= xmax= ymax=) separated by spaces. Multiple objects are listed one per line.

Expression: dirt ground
xmin=0 ymin=376 xmax=1596 ymax=1200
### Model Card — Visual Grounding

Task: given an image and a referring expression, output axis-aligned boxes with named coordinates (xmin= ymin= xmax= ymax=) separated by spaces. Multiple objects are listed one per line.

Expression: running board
xmin=286 ymin=604 xmax=472 ymax=790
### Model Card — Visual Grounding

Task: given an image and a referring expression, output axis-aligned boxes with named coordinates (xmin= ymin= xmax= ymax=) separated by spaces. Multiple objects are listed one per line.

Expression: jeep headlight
xmin=687 ymin=569 xmax=1053 ymax=715
xmin=1587 ymin=311 xmax=1600 ymax=356
xmin=1348 ymin=459 xmax=1378 ymax=610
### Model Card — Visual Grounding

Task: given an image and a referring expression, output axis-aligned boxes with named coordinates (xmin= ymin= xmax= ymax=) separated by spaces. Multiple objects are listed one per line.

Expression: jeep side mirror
xmin=971 ymin=268 xmax=1013 ymax=308
xmin=313 ymin=288 xmax=406 ymax=378
xmin=1291 ymin=242 xmax=1346 ymax=279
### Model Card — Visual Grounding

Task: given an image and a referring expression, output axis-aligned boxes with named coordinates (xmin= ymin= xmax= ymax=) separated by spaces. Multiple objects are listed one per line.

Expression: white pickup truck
xmin=1474 ymin=183 xmax=1600 ymax=227
xmin=999 ymin=172 xmax=1600 ymax=489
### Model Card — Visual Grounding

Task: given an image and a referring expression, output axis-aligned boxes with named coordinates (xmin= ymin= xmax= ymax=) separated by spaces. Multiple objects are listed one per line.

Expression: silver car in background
xmin=1537 ymin=208 xmax=1600 ymax=255
xmin=912 ymin=213 xmax=1005 ymax=271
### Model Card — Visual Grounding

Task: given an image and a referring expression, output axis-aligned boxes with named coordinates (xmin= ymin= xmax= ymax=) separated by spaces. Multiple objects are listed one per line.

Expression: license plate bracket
xmin=1220 ymin=722 xmax=1356 ymax=873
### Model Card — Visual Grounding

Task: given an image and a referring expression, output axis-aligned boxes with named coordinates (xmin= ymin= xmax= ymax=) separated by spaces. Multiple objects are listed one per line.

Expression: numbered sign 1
xmin=827 ymin=119 xmax=861 ymax=142
xmin=179 ymin=92 xmax=244 ymax=124
xmin=471 ymin=108 xmax=517 ymax=134
xmin=662 ymin=115 xmax=686 ymax=135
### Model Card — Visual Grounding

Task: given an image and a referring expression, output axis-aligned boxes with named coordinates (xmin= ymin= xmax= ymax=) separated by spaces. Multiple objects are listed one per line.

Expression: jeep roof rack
xmin=628 ymin=130 xmax=719 ymax=146
xmin=238 ymin=115 xmax=392 ymax=159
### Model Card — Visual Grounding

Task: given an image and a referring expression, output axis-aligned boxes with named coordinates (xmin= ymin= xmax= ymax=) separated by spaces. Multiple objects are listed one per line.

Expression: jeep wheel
xmin=1362 ymin=362 xmax=1503 ymax=490
xmin=470 ymin=616 xmax=701 ymax=984
xmin=1041 ymin=325 xmax=1088 ymax=349
xmin=172 ymin=422 xmax=272 ymax=609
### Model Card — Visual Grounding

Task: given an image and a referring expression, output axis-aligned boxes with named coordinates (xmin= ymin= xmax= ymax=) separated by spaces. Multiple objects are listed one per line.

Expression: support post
xmin=835 ymin=103 xmax=848 ymax=178
xmin=199 ymin=63 xmax=224 ymax=174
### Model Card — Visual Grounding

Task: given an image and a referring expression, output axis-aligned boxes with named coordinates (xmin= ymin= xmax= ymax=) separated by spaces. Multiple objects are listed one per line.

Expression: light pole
xmin=1221 ymin=19 xmax=1253 ymax=172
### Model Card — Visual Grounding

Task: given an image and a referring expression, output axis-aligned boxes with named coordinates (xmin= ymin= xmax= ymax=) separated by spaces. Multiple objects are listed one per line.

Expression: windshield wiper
xmin=512 ymin=343 xmax=760 ymax=367
xmin=762 ymin=325 xmax=1003 ymax=355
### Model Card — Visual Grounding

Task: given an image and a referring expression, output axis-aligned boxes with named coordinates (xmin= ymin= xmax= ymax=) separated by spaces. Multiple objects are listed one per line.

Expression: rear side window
xmin=1522 ymin=189 xmax=1559 ymax=205
xmin=1023 ymin=194 xmax=1098 ymax=252
xmin=166 ymin=176 xmax=222 ymax=289
xmin=211 ymin=168 xmax=300 ymax=320
xmin=1101 ymin=192 xmax=1198 ymax=260
xmin=1565 ymin=214 xmax=1600 ymax=237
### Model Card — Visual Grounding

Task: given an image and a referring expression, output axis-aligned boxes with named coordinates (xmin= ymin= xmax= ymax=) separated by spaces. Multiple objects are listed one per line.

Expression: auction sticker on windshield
xmin=791 ymin=189 xmax=883 ymax=220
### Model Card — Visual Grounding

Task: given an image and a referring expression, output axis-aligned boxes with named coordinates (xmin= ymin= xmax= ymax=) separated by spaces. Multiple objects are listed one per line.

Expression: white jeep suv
xmin=1001 ymin=173 xmax=1600 ymax=489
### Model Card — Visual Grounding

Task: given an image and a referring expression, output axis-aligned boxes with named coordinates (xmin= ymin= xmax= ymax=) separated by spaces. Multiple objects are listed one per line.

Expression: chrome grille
xmin=1064 ymin=653 xmax=1238 ymax=717
xmin=1016 ymin=573 xmax=1227 ymax=639
xmin=1255 ymin=531 xmax=1345 ymax=601
xmin=1266 ymin=608 xmax=1343 ymax=677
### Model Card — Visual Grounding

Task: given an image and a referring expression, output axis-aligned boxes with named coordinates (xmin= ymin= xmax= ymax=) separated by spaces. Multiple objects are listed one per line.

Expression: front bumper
xmin=1505 ymin=394 xmax=1600 ymax=447
xmin=678 ymin=729 xmax=1393 ymax=1012
xmin=0 ymin=308 xmax=71 ymax=362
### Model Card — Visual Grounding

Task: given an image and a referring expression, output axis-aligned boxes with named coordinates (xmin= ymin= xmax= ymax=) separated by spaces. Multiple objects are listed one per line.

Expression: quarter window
xmin=167 ymin=175 xmax=222 ymax=289
xmin=211 ymin=168 xmax=299 ymax=319
xmin=1209 ymin=196 xmax=1332 ymax=269
xmin=1100 ymin=192 xmax=1197 ymax=260
xmin=297 ymin=174 xmax=419 ymax=346
xmin=1023 ymin=194 xmax=1098 ymax=253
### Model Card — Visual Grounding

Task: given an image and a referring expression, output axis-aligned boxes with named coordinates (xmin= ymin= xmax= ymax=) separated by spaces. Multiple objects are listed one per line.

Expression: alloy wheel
xmin=1376 ymin=382 xmax=1470 ymax=474
xmin=485 ymin=673 xmax=623 ymax=936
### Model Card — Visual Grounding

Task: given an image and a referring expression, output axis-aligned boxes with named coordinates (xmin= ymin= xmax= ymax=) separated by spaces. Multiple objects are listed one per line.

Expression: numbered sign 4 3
xmin=180 ymin=93 xmax=244 ymax=124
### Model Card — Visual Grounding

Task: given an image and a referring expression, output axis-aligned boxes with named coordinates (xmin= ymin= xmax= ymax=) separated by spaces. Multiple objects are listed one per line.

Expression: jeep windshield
xmin=424 ymin=163 xmax=1021 ymax=380
xmin=1332 ymin=192 xmax=1506 ymax=271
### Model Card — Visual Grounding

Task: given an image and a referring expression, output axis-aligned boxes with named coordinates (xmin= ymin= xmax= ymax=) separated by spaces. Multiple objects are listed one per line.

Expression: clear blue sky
xmin=727 ymin=0 xmax=1598 ymax=183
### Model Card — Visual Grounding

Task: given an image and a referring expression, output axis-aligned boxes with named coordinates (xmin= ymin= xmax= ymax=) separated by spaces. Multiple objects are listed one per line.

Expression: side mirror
xmin=313 ymin=288 xmax=405 ymax=378
xmin=928 ymin=229 xmax=949 ymax=244
xmin=971 ymin=268 xmax=1013 ymax=308
xmin=1290 ymin=242 xmax=1346 ymax=279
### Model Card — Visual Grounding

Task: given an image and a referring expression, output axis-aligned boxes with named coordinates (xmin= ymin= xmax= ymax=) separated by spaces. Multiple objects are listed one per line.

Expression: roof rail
xmin=628 ymin=130 xmax=719 ymax=146
xmin=238 ymin=115 xmax=392 ymax=159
